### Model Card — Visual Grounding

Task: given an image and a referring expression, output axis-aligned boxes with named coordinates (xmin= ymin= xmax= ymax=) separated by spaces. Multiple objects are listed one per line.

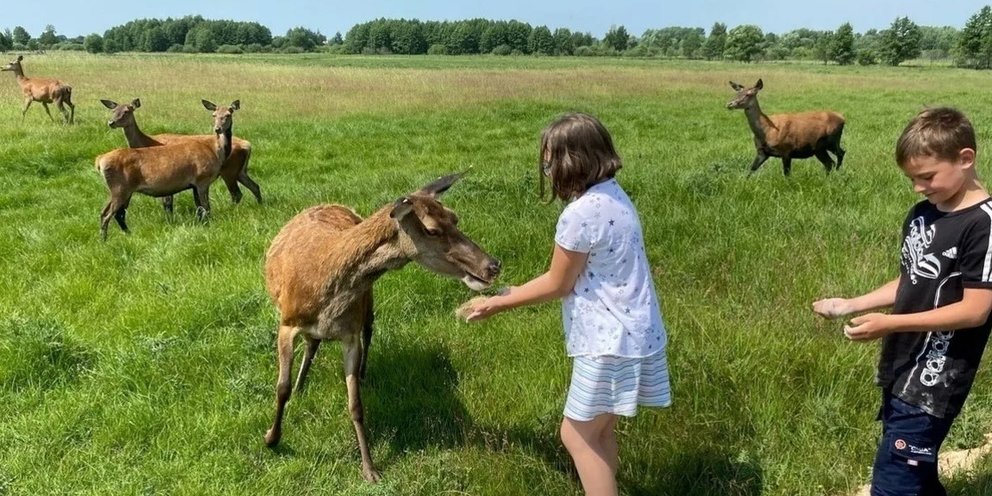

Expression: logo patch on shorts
xmin=894 ymin=439 xmax=907 ymax=450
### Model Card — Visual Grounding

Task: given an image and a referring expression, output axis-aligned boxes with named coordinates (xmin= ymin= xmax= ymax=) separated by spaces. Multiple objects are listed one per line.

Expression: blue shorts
xmin=870 ymin=391 xmax=954 ymax=496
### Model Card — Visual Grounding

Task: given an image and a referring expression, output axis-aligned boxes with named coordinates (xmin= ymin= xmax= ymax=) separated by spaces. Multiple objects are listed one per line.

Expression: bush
xmin=216 ymin=44 xmax=244 ymax=54
xmin=623 ymin=45 xmax=652 ymax=57
xmin=491 ymin=44 xmax=512 ymax=56
xmin=181 ymin=44 xmax=198 ymax=54
xmin=243 ymin=43 xmax=264 ymax=53
xmin=857 ymin=49 xmax=878 ymax=66
xmin=427 ymin=43 xmax=448 ymax=55
xmin=574 ymin=46 xmax=595 ymax=57
xmin=166 ymin=44 xmax=184 ymax=53
xmin=279 ymin=46 xmax=304 ymax=54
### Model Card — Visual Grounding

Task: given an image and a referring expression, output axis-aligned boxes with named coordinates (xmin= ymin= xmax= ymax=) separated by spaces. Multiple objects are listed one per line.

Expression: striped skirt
xmin=563 ymin=350 xmax=672 ymax=422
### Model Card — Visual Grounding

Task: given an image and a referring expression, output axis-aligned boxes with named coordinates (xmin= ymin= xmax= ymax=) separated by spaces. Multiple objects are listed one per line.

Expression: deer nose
xmin=486 ymin=259 xmax=502 ymax=278
xmin=107 ymin=120 xmax=114 ymax=127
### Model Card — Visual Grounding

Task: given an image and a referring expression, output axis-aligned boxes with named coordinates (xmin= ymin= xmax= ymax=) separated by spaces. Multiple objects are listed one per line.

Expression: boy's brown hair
xmin=896 ymin=107 xmax=977 ymax=167
xmin=539 ymin=113 xmax=622 ymax=202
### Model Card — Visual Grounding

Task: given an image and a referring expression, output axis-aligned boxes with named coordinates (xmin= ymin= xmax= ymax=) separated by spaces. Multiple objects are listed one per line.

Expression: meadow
xmin=3 ymin=52 xmax=992 ymax=495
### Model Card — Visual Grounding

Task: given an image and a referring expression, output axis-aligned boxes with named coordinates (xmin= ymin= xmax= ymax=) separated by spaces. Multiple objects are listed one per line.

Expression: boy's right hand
xmin=812 ymin=298 xmax=853 ymax=319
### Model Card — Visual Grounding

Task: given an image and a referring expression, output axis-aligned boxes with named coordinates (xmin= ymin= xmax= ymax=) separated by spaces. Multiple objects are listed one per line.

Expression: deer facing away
xmin=1 ymin=55 xmax=74 ymax=124
xmin=262 ymin=172 xmax=502 ymax=482
xmin=101 ymin=98 xmax=260 ymax=213
xmin=727 ymin=79 xmax=845 ymax=176
xmin=94 ymin=100 xmax=238 ymax=240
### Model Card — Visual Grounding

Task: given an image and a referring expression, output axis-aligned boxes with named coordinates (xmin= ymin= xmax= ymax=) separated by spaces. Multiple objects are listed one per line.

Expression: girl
xmin=462 ymin=112 xmax=671 ymax=496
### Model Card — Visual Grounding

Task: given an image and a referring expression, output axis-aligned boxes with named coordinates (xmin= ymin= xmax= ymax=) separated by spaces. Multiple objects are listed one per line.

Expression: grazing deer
xmin=1 ymin=55 xmax=74 ymax=124
xmin=727 ymin=79 xmax=845 ymax=176
xmin=95 ymin=100 xmax=239 ymax=240
xmin=262 ymin=172 xmax=501 ymax=482
xmin=101 ymin=98 xmax=260 ymax=213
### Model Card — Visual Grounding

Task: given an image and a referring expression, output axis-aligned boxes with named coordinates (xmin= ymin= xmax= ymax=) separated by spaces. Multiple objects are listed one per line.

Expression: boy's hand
xmin=812 ymin=298 xmax=854 ymax=319
xmin=843 ymin=313 xmax=893 ymax=341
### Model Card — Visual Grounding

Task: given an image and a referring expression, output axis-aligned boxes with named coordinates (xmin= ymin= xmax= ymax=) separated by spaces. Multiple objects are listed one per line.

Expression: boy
xmin=813 ymin=107 xmax=992 ymax=495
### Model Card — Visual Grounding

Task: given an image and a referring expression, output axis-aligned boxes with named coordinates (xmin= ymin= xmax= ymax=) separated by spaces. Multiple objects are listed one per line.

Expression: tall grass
xmin=1 ymin=52 xmax=992 ymax=495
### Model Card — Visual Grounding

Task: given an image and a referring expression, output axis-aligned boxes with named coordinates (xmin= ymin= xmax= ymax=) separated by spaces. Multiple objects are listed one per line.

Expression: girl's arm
xmin=812 ymin=277 xmax=900 ymax=318
xmin=465 ymin=244 xmax=588 ymax=321
xmin=844 ymin=287 xmax=992 ymax=340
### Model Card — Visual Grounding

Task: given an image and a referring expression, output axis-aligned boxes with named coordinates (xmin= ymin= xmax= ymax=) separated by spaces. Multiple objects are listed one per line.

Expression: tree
xmin=0 ymin=31 xmax=11 ymax=52
xmin=12 ymin=26 xmax=30 ymax=46
xmin=830 ymin=23 xmax=856 ymax=65
xmin=879 ymin=16 xmax=921 ymax=66
xmin=186 ymin=25 xmax=217 ymax=53
xmin=143 ymin=27 xmax=170 ymax=52
xmin=330 ymin=32 xmax=343 ymax=45
xmin=285 ymin=26 xmax=325 ymax=51
xmin=553 ymin=28 xmax=574 ymax=55
xmin=528 ymin=25 xmax=554 ymax=55
xmin=724 ymin=24 xmax=764 ymax=62
xmin=956 ymin=6 xmax=992 ymax=68
xmin=603 ymin=25 xmax=629 ymax=51
xmin=84 ymin=33 xmax=103 ymax=54
xmin=703 ymin=22 xmax=727 ymax=60
xmin=38 ymin=25 xmax=58 ymax=48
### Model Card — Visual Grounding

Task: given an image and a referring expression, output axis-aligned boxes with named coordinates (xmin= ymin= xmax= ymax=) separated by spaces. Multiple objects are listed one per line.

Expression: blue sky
xmin=9 ymin=0 xmax=986 ymax=39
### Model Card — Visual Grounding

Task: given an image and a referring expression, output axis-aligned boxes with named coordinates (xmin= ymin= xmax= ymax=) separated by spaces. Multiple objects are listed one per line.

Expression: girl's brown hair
xmin=539 ymin=113 xmax=622 ymax=202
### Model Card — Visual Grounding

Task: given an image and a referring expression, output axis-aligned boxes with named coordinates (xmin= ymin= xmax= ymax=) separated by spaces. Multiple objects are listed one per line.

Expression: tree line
xmin=2 ymin=6 xmax=992 ymax=68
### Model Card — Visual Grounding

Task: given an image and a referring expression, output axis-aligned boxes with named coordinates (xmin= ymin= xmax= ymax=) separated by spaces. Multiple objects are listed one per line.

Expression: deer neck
xmin=744 ymin=101 xmax=776 ymax=143
xmin=322 ymin=207 xmax=409 ymax=297
xmin=215 ymin=127 xmax=233 ymax=163
xmin=122 ymin=120 xmax=159 ymax=148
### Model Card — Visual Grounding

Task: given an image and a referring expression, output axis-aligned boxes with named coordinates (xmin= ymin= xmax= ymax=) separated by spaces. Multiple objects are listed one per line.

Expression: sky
xmin=6 ymin=0 xmax=986 ymax=39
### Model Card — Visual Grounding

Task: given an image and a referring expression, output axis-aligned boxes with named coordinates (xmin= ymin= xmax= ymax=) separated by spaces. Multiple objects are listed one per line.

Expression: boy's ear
xmin=960 ymin=148 xmax=977 ymax=168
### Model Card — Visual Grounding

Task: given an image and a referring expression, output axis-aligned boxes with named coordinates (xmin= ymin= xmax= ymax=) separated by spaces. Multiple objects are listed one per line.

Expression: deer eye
xmin=425 ymin=228 xmax=442 ymax=236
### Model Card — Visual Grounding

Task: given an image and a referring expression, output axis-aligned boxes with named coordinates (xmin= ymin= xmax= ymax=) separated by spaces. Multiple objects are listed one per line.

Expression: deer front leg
xmin=161 ymin=196 xmax=174 ymax=216
xmin=747 ymin=151 xmax=769 ymax=176
xmin=41 ymin=102 xmax=55 ymax=122
xmin=814 ymin=150 xmax=834 ymax=174
xmin=343 ymin=335 xmax=380 ymax=483
xmin=190 ymin=184 xmax=211 ymax=221
xmin=294 ymin=336 xmax=321 ymax=392
xmin=20 ymin=99 xmax=32 ymax=120
xmin=781 ymin=156 xmax=793 ymax=176
xmin=265 ymin=324 xmax=298 ymax=447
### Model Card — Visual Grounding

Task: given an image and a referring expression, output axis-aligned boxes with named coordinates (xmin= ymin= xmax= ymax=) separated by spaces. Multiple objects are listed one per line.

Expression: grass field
xmin=3 ymin=52 xmax=992 ymax=495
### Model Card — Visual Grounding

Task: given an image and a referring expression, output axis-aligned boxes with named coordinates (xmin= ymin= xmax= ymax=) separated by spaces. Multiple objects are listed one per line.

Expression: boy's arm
xmin=464 ymin=244 xmax=588 ymax=321
xmin=844 ymin=287 xmax=992 ymax=340
xmin=812 ymin=277 xmax=900 ymax=318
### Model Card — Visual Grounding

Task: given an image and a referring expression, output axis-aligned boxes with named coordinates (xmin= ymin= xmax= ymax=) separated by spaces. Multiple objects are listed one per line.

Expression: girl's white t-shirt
xmin=554 ymin=179 xmax=666 ymax=358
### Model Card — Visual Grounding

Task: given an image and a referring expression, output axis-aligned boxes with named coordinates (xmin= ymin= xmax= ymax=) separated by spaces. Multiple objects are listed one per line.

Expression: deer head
xmin=727 ymin=79 xmax=763 ymax=110
xmin=389 ymin=172 xmax=501 ymax=291
xmin=1 ymin=55 xmax=23 ymax=73
xmin=202 ymin=99 xmax=239 ymax=134
xmin=101 ymin=98 xmax=141 ymax=128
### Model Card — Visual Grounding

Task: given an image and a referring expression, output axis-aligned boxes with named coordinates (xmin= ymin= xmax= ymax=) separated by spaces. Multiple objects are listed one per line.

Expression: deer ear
xmin=100 ymin=99 xmax=118 ymax=110
xmin=230 ymin=100 xmax=240 ymax=111
xmin=729 ymin=81 xmax=743 ymax=91
xmin=16 ymin=55 xmax=23 ymax=61
xmin=131 ymin=98 xmax=141 ymax=108
xmin=755 ymin=79 xmax=763 ymax=90
xmin=201 ymin=100 xmax=217 ymax=111
xmin=417 ymin=170 xmax=469 ymax=198
xmin=389 ymin=197 xmax=414 ymax=220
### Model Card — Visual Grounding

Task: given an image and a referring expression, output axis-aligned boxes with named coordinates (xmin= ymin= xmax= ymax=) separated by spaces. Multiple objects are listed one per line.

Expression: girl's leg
xmin=561 ymin=413 xmax=619 ymax=496
xmin=599 ymin=414 xmax=619 ymax=475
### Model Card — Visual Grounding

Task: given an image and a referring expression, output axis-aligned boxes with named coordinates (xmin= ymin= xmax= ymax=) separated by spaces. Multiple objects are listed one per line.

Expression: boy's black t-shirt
xmin=879 ymin=198 xmax=992 ymax=419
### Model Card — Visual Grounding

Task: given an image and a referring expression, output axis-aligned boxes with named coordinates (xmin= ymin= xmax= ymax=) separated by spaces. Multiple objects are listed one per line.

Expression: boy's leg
xmin=870 ymin=393 xmax=954 ymax=496
xmin=561 ymin=414 xmax=619 ymax=496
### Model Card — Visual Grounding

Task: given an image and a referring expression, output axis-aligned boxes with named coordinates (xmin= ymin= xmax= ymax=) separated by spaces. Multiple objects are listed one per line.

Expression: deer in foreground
xmin=262 ymin=172 xmax=502 ymax=482
xmin=727 ymin=79 xmax=845 ymax=176
xmin=95 ymin=100 xmax=239 ymax=240
xmin=101 ymin=98 xmax=260 ymax=213
xmin=1 ymin=55 xmax=74 ymax=124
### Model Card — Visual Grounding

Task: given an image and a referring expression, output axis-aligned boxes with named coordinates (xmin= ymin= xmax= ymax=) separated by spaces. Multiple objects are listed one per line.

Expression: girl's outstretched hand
xmin=812 ymin=298 xmax=853 ymax=319
xmin=456 ymin=287 xmax=511 ymax=322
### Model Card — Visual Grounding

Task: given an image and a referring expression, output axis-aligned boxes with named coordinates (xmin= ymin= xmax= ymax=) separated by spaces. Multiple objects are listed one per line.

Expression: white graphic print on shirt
xmin=902 ymin=216 xmax=941 ymax=284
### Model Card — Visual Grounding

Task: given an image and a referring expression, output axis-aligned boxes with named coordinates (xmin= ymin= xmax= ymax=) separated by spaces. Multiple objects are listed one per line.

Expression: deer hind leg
xmin=191 ymin=184 xmax=211 ymax=221
xmin=293 ymin=335 xmax=321 ymax=392
xmin=54 ymin=97 xmax=70 ymax=125
xmin=161 ymin=196 xmax=174 ymax=216
xmin=222 ymin=172 xmax=243 ymax=204
xmin=236 ymin=149 xmax=262 ymax=203
xmin=99 ymin=192 xmax=131 ymax=241
xmin=343 ymin=334 xmax=380 ymax=483
xmin=360 ymin=294 xmax=374 ymax=381
xmin=265 ymin=324 xmax=300 ymax=447
xmin=814 ymin=150 xmax=835 ymax=174
xmin=833 ymin=143 xmax=846 ymax=170
xmin=41 ymin=102 xmax=55 ymax=122
xmin=64 ymin=95 xmax=74 ymax=124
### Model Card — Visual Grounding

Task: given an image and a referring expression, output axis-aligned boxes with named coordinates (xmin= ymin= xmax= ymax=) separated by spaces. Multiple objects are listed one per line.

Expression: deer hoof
xmin=263 ymin=428 xmax=281 ymax=447
xmin=196 ymin=207 xmax=208 ymax=221
xmin=362 ymin=467 xmax=381 ymax=483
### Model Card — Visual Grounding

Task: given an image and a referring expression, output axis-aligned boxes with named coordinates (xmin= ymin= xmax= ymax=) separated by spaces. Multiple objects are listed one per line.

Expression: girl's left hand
xmin=843 ymin=313 xmax=893 ymax=341
xmin=465 ymin=296 xmax=504 ymax=322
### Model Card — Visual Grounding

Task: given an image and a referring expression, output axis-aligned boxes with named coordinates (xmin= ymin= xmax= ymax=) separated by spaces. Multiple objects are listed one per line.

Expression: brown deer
xmin=101 ymin=98 xmax=260 ymax=213
xmin=1 ymin=55 xmax=74 ymax=124
xmin=262 ymin=172 xmax=501 ymax=482
xmin=95 ymin=100 xmax=238 ymax=240
xmin=727 ymin=79 xmax=845 ymax=176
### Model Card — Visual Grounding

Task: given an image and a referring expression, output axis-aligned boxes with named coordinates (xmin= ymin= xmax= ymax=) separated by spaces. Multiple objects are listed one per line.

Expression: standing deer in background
xmin=727 ymin=79 xmax=845 ymax=176
xmin=101 ymin=98 xmax=261 ymax=213
xmin=1 ymin=55 xmax=74 ymax=124
xmin=262 ymin=172 xmax=501 ymax=482
xmin=95 ymin=100 xmax=239 ymax=240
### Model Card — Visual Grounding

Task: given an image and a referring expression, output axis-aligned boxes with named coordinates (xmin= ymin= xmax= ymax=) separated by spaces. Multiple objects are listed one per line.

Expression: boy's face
xmin=901 ymin=148 xmax=976 ymax=208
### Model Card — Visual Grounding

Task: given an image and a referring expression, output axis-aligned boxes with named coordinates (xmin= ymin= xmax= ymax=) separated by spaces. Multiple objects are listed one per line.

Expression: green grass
xmin=3 ymin=52 xmax=992 ymax=495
